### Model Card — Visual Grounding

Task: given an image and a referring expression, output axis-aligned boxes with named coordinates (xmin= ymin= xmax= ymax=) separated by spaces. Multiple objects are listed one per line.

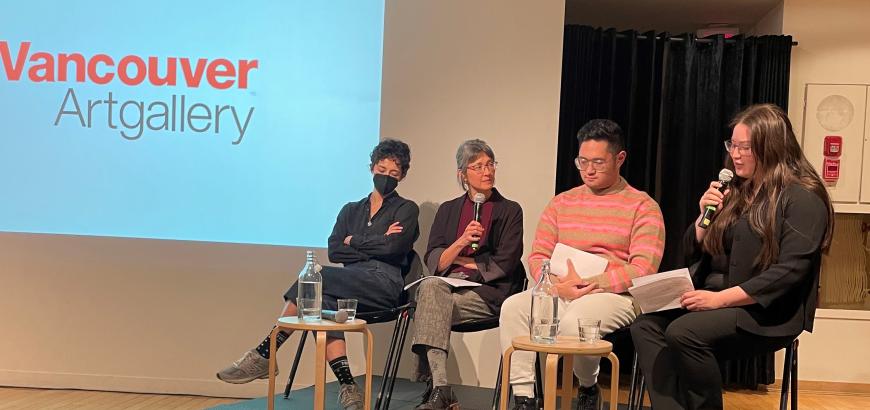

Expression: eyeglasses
xmin=574 ymin=157 xmax=608 ymax=171
xmin=724 ymin=140 xmax=752 ymax=155
xmin=466 ymin=161 xmax=498 ymax=173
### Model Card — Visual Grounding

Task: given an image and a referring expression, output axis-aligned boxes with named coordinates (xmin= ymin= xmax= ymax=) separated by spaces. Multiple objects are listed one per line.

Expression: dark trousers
xmin=631 ymin=308 xmax=794 ymax=410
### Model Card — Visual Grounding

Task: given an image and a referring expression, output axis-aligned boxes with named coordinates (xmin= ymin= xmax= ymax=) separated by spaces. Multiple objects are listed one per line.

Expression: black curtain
xmin=556 ymin=25 xmax=793 ymax=388
xmin=556 ymin=27 xmax=664 ymax=194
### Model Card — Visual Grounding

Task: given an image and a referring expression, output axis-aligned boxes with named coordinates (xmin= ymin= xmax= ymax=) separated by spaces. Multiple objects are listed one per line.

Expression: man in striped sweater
xmin=500 ymin=119 xmax=665 ymax=410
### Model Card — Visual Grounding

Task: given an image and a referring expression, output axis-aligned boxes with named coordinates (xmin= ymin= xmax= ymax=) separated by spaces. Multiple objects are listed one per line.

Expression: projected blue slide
xmin=0 ymin=1 xmax=384 ymax=247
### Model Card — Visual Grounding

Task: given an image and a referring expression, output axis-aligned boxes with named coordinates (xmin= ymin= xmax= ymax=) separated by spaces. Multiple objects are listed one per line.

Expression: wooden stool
xmin=267 ymin=317 xmax=374 ymax=410
xmin=499 ymin=336 xmax=619 ymax=410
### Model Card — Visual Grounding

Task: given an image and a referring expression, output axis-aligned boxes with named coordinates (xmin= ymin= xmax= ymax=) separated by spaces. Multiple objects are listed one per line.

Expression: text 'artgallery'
xmin=1 ymin=41 xmax=258 ymax=145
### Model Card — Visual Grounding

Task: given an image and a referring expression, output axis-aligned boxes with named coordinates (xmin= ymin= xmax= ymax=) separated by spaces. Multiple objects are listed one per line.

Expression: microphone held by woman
xmin=698 ymin=168 xmax=734 ymax=229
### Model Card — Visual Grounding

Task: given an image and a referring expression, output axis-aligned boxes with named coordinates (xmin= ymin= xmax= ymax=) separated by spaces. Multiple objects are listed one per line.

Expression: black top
xmin=683 ymin=184 xmax=829 ymax=337
xmin=327 ymin=191 xmax=420 ymax=271
xmin=425 ymin=189 xmax=526 ymax=313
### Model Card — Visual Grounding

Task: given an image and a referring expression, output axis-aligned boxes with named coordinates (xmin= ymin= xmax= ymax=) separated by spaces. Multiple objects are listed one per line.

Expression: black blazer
xmin=425 ymin=189 xmax=526 ymax=313
xmin=683 ymin=184 xmax=829 ymax=337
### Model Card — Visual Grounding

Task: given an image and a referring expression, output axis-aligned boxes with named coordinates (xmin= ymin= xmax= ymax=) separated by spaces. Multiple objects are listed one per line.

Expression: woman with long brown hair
xmin=631 ymin=104 xmax=834 ymax=410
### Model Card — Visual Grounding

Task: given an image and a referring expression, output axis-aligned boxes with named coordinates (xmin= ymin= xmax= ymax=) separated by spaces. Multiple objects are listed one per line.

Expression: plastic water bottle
xmin=530 ymin=260 xmax=558 ymax=344
xmin=297 ymin=250 xmax=322 ymax=322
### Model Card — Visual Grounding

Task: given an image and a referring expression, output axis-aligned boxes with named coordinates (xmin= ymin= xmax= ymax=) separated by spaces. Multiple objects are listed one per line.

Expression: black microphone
xmin=471 ymin=193 xmax=485 ymax=250
xmin=322 ymin=309 xmax=349 ymax=323
xmin=698 ymin=168 xmax=735 ymax=229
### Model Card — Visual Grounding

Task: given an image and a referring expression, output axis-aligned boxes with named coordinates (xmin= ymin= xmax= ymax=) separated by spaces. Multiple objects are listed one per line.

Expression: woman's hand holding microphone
xmin=695 ymin=181 xmax=730 ymax=241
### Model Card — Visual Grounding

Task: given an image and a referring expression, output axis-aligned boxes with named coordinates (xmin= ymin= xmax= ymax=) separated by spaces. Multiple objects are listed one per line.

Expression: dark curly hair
xmin=576 ymin=119 xmax=624 ymax=153
xmin=370 ymin=138 xmax=411 ymax=177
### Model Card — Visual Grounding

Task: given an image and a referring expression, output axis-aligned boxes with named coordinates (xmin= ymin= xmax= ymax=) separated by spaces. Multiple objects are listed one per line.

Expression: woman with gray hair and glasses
xmin=411 ymin=139 xmax=526 ymax=410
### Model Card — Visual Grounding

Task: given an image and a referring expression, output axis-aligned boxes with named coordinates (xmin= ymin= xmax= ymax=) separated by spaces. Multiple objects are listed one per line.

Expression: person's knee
xmin=326 ymin=331 xmax=347 ymax=340
xmin=563 ymin=294 xmax=632 ymax=334
xmin=663 ymin=322 xmax=698 ymax=351
xmin=630 ymin=316 xmax=658 ymax=341
xmin=418 ymin=277 xmax=450 ymax=298
xmin=499 ymin=291 xmax=530 ymax=326
xmin=418 ymin=279 xmax=450 ymax=295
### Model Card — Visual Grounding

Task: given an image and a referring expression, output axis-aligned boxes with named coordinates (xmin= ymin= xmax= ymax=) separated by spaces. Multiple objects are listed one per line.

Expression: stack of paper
xmin=628 ymin=268 xmax=694 ymax=313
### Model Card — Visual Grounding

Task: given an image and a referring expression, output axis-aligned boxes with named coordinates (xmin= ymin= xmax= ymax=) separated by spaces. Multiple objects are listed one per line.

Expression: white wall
xmin=749 ymin=0 xmax=784 ymax=35
xmin=0 ymin=0 xmax=567 ymax=399
xmin=779 ymin=0 xmax=870 ymax=384
xmin=694 ymin=0 xmax=870 ymax=386
xmin=380 ymin=0 xmax=566 ymax=388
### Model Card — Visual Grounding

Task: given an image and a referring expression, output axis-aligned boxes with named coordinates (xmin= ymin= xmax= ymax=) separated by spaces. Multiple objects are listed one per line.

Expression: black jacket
xmin=684 ymin=184 xmax=829 ymax=337
xmin=327 ymin=191 xmax=420 ymax=269
xmin=425 ymin=189 xmax=525 ymax=312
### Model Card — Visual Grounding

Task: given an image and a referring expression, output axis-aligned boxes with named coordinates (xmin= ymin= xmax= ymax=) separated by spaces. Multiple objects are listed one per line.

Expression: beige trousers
xmin=498 ymin=289 xmax=636 ymax=397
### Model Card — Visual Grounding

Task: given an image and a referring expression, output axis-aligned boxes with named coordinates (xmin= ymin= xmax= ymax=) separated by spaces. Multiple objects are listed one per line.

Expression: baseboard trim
xmin=0 ymin=369 xmax=311 ymax=399
xmin=767 ymin=379 xmax=870 ymax=396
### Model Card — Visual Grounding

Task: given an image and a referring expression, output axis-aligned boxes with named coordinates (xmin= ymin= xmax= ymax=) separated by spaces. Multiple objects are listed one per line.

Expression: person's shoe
xmin=512 ymin=395 xmax=542 ymax=410
xmin=415 ymin=385 xmax=459 ymax=409
xmin=575 ymin=384 xmax=601 ymax=410
xmin=338 ymin=383 xmax=365 ymax=410
xmin=216 ymin=349 xmax=276 ymax=384
xmin=418 ymin=380 xmax=434 ymax=406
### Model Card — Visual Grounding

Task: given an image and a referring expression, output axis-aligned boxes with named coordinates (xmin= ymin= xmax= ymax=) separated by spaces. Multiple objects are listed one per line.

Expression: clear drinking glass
xmin=578 ymin=318 xmax=601 ymax=343
xmin=338 ymin=299 xmax=358 ymax=321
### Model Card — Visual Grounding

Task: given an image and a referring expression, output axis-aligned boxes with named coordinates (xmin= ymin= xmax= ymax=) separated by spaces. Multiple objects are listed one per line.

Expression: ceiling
xmin=564 ymin=0 xmax=782 ymax=35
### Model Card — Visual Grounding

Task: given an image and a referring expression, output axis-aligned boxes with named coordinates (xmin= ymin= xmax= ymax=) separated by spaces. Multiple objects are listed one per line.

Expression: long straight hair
xmin=703 ymin=104 xmax=834 ymax=269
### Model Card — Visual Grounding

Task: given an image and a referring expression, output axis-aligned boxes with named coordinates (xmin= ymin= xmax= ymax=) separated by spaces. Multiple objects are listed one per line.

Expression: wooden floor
xmin=721 ymin=387 xmax=870 ymax=410
xmin=597 ymin=385 xmax=870 ymax=410
xmin=0 ymin=387 xmax=240 ymax=410
xmin=3 ymin=385 xmax=870 ymax=409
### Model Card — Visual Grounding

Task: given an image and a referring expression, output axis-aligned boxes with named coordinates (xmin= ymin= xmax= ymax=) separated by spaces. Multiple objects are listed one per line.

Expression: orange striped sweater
xmin=529 ymin=177 xmax=665 ymax=293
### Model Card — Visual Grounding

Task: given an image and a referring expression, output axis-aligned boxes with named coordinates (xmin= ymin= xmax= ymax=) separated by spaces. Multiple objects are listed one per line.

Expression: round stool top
xmin=276 ymin=316 xmax=368 ymax=331
xmin=512 ymin=335 xmax=613 ymax=355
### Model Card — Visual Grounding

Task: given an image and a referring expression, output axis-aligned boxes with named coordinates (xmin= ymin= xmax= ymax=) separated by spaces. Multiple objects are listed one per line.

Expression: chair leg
xmin=779 ymin=341 xmax=794 ymax=410
xmin=492 ymin=357 xmax=503 ymax=410
xmin=791 ymin=340 xmax=799 ymax=410
xmin=283 ymin=330 xmax=309 ymax=399
xmin=384 ymin=309 xmax=414 ymax=410
xmin=634 ymin=372 xmax=646 ymax=410
xmin=535 ymin=353 xmax=544 ymax=398
xmin=374 ymin=313 xmax=405 ymax=410
xmin=628 ymin=353 xmax=639 ymax=410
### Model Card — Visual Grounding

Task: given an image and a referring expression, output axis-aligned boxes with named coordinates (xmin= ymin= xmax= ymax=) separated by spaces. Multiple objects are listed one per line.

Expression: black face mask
xmin=373 ymin=173 xmax=399 ymax=196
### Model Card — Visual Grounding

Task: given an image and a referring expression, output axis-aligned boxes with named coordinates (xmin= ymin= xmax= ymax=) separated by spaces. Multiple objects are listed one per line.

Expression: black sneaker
xmin=418 ymin=380 xmax=433 ymax=406
xmin=415 ymin=385 xmax=459 ymax=410
xmin=512 ymin=395 xmax=542 ymax=410
xmin=576 ymin=384 xmax=601 ymax=410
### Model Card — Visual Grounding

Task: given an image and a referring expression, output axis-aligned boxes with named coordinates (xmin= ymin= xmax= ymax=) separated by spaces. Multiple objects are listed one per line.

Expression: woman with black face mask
xmin=410 ymin=139 xmax=526 ymax=410
xmin=217 ymin=139 xmax=419 ymax=410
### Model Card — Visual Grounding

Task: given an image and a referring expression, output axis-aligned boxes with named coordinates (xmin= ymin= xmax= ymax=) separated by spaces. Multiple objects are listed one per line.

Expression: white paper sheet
xmin=628 ymin=268 xmax=695 ymax=313
xmin=549 ymin=242 xmax=609 ymax=278
xmin=403 ymin=275 xmax=482 ymax=290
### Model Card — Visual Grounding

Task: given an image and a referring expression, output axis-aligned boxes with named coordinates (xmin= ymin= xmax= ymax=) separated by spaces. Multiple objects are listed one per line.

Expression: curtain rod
xmin=614 ymin=32 xmax=798 ymax=46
